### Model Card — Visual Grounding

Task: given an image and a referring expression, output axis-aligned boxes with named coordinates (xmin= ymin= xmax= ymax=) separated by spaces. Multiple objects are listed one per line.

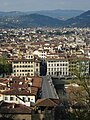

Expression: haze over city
xmin=0 ymin=0 xmax=90 ymax=12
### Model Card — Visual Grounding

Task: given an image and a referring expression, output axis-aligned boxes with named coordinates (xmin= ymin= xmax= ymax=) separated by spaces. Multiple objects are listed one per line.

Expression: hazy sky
xmin=0 ymin=0 xmax=90 ymax=12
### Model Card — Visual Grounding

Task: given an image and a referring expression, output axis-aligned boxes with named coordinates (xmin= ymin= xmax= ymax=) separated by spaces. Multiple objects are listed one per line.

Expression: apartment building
xmin=12 ymin=59 xmax=40 ymax=76
xmin=68 ymin=57 xmax=77 ymax=76
xmin=69 ymin=57 xmax=90 ymax=76
xmin=46 ymin=57 xmax=69 ymax=76
xmin=1 ymin=90 xmax=36 ymax=107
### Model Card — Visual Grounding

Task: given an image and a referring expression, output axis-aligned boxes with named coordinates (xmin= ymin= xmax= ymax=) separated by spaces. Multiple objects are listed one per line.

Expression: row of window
xmin=26 ymin=56 xmax=33 ymax=58
xmin=48 ymin=72 xmax=68 ymax=75
xmin=48 ymin=63 xmax=68 ymax=66
xmin=14 ymin=65 xmax=34 ymax=68
xmin=14 ymin=69 xmax=33 ymax=72
xmin=14 ymin=73 xmax=34 ymax=76
xmin=14 ymin=61 xmax=33 ymax=64
xmin=4 ymin=96 xmax=33 ymax=102
xmin=48 ymin=68 xmax=68 ymax=71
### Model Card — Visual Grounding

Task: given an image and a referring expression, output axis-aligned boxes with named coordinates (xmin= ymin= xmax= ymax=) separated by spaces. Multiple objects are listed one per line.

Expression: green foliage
xmin=69 ymin=60 xmax=90 ymax=120
xmin=69 ymin=110 xmax=90 ymax=120
xmin=0 ymin=56 xmax=12 ymax=77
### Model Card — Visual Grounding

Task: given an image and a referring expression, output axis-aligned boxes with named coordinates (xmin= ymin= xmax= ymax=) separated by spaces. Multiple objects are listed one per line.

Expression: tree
xmin=0 ymin=56 xmax=12 ymax=77
xmin=67 ymin=60 xmax=90 ymax=120
xmin=54 ymin=103 xmax=69 ymax=120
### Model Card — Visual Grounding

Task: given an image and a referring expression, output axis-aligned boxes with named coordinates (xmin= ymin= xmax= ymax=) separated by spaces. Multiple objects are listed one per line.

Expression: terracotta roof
xmin=0 ymin=84 xmax=6 ymax=90
xmin=12 ymin=59 xmax=41 ymax=63
xmin=9 ymin=76 xmax=42 ymax=91
xmin=31 ymin=42 xmax=48 ymax=46
xmin=0 ymin=78 xmax=9 ymax=83
xmin=0 ymin=101 xmax=32 ymax=114
xmin=35 ymin=98 xmax=60 ymax=107
xmin=31 ymin=87 xmax=38 ymax=95
xmin=1 ymin=88 xmax=36 ymax=96
xmin=46 ymin=57 xmax=67 ymax=61
xmin=32 ymin=76 xmax=42 ymax=89
xmin=0 ymin=76 xmax=42 ymax=96
xmin=68 ymin=57 xmax=90 ymax=61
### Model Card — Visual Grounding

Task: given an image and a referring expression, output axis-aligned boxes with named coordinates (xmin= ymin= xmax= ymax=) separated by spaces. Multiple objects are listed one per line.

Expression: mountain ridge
xmin=0 ymin=10 xmax=89 ymax=28
xmin=0 ymin=13 xmax=63 ymax=28
xmin=0 ymin=9 xmax=84 ymax=20
xmin=65 ymin=10 xmax=90 ymax=27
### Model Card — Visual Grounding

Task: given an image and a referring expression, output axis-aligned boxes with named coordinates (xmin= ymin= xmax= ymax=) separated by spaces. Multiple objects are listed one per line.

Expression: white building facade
xmin=0 ymin=93 xmax=35 ymax=107
xmin=47 ymin=58 xmax=69 ymax=76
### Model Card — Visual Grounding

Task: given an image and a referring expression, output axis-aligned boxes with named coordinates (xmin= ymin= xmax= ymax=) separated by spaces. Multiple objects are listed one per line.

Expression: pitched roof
xmin=35 ymin=98 xmax=60 ymax=107
xmin=0 ymin=101 xmax=32 ymax=114
xmin=1 ymin=88 xmax=36 ymax=96
xmin=32 ymin=76 xmax=42 ymax=88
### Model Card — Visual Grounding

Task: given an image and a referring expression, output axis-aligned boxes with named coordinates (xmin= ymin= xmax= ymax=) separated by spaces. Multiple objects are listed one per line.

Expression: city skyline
xmin=0 ymin=0 xmax=90 ymax=12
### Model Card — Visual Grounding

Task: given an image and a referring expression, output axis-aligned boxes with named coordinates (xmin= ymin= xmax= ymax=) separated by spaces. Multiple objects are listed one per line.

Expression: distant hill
xmin=0 ymin=10 xmax=90 ymax=28
xmin=0 ymin=9 xmax=84 ymax=20
xmin=65 ymin=10 xmax=90 ymax=27
xmin=0 ymin=14 xmax=63 ymax=28
xmin=31 ymin=9 xmax=84 ymax=20
xmin=0 ymin=11 xmax=26 ymax=17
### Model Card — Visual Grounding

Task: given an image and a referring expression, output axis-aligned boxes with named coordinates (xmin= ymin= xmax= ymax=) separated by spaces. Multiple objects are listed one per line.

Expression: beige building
xmin=12 ymin=59 xmax=40 ymax=76
xmin=69 ymin=57 xmax=90 ymax=76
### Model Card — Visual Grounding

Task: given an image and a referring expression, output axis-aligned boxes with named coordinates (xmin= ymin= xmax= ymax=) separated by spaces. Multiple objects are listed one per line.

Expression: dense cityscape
xmin=0 ymin=0 xmax=90 ymax=120
xmin=0 ymin=26 xmax=90 ymax=120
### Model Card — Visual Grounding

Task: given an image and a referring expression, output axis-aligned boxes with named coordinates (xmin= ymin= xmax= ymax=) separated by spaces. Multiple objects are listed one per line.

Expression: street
xmin=42 ymin=76 xmax=59 ymax=99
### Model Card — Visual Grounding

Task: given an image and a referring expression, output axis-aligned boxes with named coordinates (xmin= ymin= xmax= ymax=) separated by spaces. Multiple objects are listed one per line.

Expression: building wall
xmin=47 ymin=59 xmax=69 ymax=76
xmin=25 ymin=54 xmax=34 ymax=59
xmin=33 ymin=50 xmax=47 ymax=59
xmin=47 ymin=58 xmax=90 ymax=76
xmin=14 ymin=114 xmax=32 ymax=120
xmin=12 ymin=60 xmax=40 ymax=76
xmin=69 ymin=59 xmax=76 ymax=76
xmin=76 ymin=60 xmax=89 ymax=76
xmin=69 ymin=59 xmax=90 ymax=76
xmin=1 ymin=94 xmax=35 ymax=107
